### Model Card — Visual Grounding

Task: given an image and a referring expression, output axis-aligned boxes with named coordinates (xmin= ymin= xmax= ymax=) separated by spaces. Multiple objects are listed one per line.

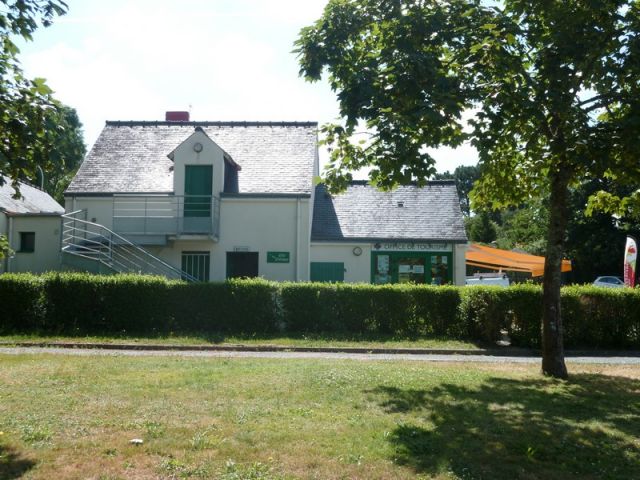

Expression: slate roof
xmin=311 ymin=181 xmax=467 ymax=242
xmin=0 ymin=176 xmax=64 ymax=215
xmin=66 ymin=121 xmax=318 ymax=195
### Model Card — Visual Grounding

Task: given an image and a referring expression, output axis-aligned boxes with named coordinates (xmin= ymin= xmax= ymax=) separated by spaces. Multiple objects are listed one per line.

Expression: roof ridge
xmin=327 ymin=179 xmax=457 ymax=187
xmin=0 ymin=173 xmax=46 ymax=193
xmin=105 ymin=120 xmax=318 ymax=128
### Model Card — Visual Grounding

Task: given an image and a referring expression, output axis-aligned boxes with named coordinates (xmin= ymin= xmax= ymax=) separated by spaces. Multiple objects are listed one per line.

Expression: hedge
xmin=0 ymin=273 xmax=639 ymax=349
xmin=0 ymin=273 xmax=44 ymax=332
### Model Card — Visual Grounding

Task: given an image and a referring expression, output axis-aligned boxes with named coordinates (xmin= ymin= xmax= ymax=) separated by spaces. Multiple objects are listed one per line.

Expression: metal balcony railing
xmin=61 ymin=209 xmax=198 ymax=281
xmin=112 ymin=194 xmax=220 ymax=237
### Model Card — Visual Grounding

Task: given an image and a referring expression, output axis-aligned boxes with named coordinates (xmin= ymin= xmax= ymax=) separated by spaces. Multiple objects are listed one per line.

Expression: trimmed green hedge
xmin=279 ymin=283 xmax=462 ymax=336
xmin=0 ymin=273 xmax=44 ymax=332
xmin=1 ymin=273 xmax=639 ymax=349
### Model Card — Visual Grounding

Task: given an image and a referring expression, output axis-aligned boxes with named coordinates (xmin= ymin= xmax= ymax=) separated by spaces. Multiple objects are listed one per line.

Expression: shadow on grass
xmin=369 ymin=374 xmax=640 ymax=480
xmin=0 ymin=444 xmax=36 ymax=479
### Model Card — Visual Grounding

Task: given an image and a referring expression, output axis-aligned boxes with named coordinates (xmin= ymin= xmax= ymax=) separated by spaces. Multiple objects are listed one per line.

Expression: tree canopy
xmin=434 ymin=165 xmax=479 ymax=216
xmin=466 ymin=211 xmax=497 ymax=244
xmin=0 ymin=0 xmax=80 ymax=195
xmin=296 ymin=0 xmax=640 ymax=378
xmin=36 ymin=104 xmax=86 ymax=202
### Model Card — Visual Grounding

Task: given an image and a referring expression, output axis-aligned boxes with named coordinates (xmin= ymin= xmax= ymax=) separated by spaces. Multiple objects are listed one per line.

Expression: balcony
xmin=112 ymin=195 xmax=220 ymax=239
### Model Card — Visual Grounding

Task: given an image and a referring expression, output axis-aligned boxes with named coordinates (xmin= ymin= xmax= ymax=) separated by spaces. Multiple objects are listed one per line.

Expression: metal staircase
xmin=61 ymin=210 xmax=198 ymax=281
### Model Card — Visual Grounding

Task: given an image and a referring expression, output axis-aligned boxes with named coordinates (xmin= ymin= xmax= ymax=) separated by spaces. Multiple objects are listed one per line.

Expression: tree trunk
xmin=541 ymin=170 xmax=570 ymax=379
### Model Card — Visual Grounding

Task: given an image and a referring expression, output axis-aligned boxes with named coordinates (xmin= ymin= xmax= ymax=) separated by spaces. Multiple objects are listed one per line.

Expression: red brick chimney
xmin=165 ymin=111 xmax=190 ymax=121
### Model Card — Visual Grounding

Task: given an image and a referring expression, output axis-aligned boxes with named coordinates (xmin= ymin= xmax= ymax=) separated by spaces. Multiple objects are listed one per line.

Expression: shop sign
xmin=372 ymin=242 xmax=452 ymax=252
xmin=267 ymin=251 xmax=290 ymax=263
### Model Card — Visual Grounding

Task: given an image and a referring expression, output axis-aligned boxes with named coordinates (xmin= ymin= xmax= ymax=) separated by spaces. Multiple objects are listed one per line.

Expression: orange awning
xmin=466 ymin=243 xmax=572 ymax=277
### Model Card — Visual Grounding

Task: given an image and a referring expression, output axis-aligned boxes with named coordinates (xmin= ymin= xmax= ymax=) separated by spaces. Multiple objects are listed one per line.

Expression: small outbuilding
xmin=0 ymin=177 xmax=64 ymax=273
xmin=310 ymin=181 xmax=468 ymax=285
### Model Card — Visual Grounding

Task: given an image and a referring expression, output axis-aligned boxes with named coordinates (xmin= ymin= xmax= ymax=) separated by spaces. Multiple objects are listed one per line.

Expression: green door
xmin=184 ymin=165 xmax=212 ymax=217
xmin=310 ymin=262 xmax=344 ymax=282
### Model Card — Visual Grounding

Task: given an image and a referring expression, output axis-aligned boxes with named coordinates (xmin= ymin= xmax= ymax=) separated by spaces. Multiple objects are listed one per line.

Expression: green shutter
xmin=310 ymin=262 xmax=345 ymax=282
xmin=184 ymin=165 xmax=213 ymax=217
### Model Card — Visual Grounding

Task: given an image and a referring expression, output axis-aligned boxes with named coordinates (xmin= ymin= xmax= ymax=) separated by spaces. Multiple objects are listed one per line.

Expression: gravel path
xmin=1 ymin=346 xmax=639 ymax=364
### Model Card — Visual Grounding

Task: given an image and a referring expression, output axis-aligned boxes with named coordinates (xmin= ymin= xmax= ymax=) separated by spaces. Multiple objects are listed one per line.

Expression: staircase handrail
xmin=61 ymin=210 xmax=199 ymax=282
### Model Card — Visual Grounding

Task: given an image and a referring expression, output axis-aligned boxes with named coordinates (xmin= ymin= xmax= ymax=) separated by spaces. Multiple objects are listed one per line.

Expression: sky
xmin=16 ymin=0 xmax=478 ymax=174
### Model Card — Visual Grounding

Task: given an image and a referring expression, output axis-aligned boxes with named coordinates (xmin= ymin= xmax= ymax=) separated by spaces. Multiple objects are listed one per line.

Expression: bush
xmin=459 ymin=286 xmax=509 ymax=342
xmin=42 ymin=272 xmax=176 ymax=335
xmin=0 ymin=272 xmax=639 ymax=349
xmin=40 ymin=275 xmax=279 ymax=335
xmin=561 ymin=286 xmax=640 ymax=349
xmin=222 ymin=278 xmax=279 ymax=333
xmin=459 ymin=284 xmax=640 ymax=349
xmin=411 ymin=285 xmax=463 ymax=336
xmin=280 ymin=283 xmax=464 ymax=336
xmin=0 ymin=273 xmax=44 ymax=333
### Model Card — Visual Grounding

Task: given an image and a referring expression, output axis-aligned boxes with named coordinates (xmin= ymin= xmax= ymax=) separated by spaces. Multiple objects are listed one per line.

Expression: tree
xmin=1 ymin=0 xmax=73 ymax=192
xmin=0 ymin=234 xmax=11 ymax=261
xmin=434 ymin=165 xmax=479 ymax=216
xmin=34 ymin=104 xmax=86 ymax=202
xmin=466 ymin=212 xmax=497 ymax=243
xmin=495 ymin=201 xmax=548 ymax=256
xmin=566 ymin=179 xmax=640 ymax=284
xmin=296 ymin=0 xmax=640 ymax=378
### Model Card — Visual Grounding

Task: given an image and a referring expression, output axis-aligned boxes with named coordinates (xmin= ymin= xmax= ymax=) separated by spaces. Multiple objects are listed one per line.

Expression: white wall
xmin=6 ymin=215 xmax=61 ymax=273
xmin=146 ymin=197 xmax=311 ymax=282
xmin=215 ymin=197 xmax=310 ymax=281
xmin=64 ymin=197 xmax=115 ymax=229
xmin=310 ymin=243 xmax=372 ymax=283
xmin=454 ymin=243 xmax=468 ymax=286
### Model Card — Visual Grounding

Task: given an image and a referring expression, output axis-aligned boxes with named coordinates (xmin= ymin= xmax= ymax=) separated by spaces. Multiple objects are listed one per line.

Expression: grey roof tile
xmin=311 ymin=181 xmax=468 ymax=242
xmin=66 ymin=121 xmax=317 ymax=195
xmin=0 ymin=176 xmax=64 ymax=214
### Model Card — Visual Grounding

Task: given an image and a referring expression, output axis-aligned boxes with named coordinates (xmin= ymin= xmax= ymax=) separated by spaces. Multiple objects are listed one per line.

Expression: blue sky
xmin=17 ymin=0 xmax=477 ymax=173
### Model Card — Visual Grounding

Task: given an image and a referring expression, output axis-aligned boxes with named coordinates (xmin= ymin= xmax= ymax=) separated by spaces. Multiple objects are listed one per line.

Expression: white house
xmin=61 ymin=112 xmax=468 ymax=284
xmin=0 ymin=177 xmax=64 ymax=274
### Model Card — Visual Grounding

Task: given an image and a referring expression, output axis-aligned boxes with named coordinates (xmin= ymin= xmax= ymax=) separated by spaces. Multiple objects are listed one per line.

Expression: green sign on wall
xmin=267 ymin=251 xmax=290 ymax=263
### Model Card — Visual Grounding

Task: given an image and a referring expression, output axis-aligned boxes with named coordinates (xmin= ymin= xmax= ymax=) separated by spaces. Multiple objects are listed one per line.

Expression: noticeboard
xmin=267 ymin=251 xmax=290 ymax=263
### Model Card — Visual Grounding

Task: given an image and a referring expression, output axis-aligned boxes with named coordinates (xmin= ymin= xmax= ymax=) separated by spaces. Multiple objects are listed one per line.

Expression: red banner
xmin=624 ymin=236 xmax=637 ymax=288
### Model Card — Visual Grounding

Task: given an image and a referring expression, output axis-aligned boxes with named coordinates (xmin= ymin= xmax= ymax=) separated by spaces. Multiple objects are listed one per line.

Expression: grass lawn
xmin=0 ymin=355 xmax=638 ymax=480
xmin=0 ymin=333 xmax=480 ymax=350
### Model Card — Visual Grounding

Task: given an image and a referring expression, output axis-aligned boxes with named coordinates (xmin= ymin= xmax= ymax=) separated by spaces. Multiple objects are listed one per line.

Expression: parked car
xmin=592 ymin=276 xmax=625 ymax=288
xmin=465 ymin=274 xmax=510 ymax=287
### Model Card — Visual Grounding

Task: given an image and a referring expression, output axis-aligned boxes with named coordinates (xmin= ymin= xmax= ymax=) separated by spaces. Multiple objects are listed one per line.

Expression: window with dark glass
xmin=181 ymin=251 xmax=210 ymax=282
xmin=19 ymin=232 xmax=35 ymax=253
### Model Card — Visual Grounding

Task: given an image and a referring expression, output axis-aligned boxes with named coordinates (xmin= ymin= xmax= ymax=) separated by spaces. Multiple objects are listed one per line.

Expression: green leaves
xmin=31 ymin=77 xmax=53 ymax=95
xmin=297 ymin=0 xmax=640 ymax=214
xmin=0 ymin=0 xmax=75 ymax=193
xmin=586 ymin=189 xmax=640 ymax=220
xmin=0 ymin=234 xmax=12 ymax=260
xmin=296 ymin=0 xmax=486 ymax=192
xmin=296 ymin=2 xmax=640 ymax=373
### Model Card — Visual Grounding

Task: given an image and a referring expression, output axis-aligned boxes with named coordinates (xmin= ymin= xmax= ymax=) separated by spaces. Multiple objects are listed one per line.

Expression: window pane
xmin=374 ymin=254 xmax=391 ymax=284
xmin=398 ymin=257 xmax=426 ymax=284
xmin=430 ymin=255 xmax=449 ymax=285
xmin=19 ymin=232 xmax=35 ymax=253
xmin=181 ymin=251 xmax=210 ymax=282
